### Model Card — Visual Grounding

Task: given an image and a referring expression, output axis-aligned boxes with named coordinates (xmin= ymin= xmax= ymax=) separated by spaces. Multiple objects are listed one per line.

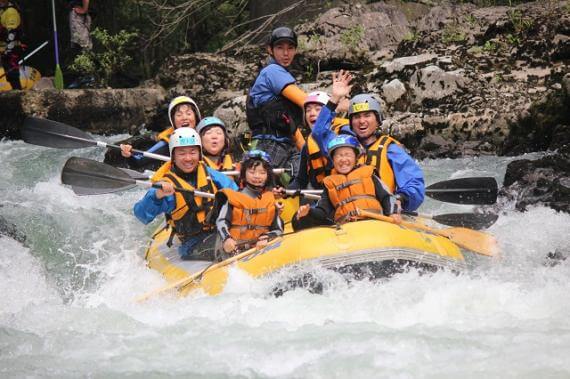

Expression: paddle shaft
xmin=135 ymin=242 xmax=272 ymax=302
xmin=0 ymin=41 xmax=49 ymax=80
xmin=140 ymin=181 xmax=215 ymax=199
xmin=359 ymin=210 xmax=497 ymax=257
xmin=51 ymin=0 xmax=60 ymax=66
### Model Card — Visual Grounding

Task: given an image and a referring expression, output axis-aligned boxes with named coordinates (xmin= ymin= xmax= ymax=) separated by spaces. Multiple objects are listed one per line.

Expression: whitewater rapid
xmin=1 ymin=138 xmax=569 ymax=378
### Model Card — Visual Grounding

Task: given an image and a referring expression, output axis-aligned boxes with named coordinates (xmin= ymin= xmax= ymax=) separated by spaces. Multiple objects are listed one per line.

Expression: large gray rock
xmin=382 ymin=79 xmax=407 ymax=105
xmin=213 ymin=95 xmax=248 ymax=145
xmin=381 ymin=53 xmax=438 ymax=74
xmin=157 ymin=52 xmax=257 ymax=116
xmin=296 ymin=3 xmax=412 ymax=68
xmin=0 ymin=88 xmax=167 ymax=139
xmin=409 ymin=66 xmax=470 ymax=105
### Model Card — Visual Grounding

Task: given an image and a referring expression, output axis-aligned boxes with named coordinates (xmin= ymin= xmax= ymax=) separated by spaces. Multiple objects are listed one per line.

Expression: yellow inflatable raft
xmin=0 ymin=66 xmax=41 ymax=91
xmin=144 ymin=217 xmax=467 ymax=297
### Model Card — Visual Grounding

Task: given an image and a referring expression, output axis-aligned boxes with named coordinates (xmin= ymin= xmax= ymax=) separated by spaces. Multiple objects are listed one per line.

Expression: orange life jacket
xmin=203 ymin=154 xmax=235 ymax=172
xmin=306 ymin=118 xmax=347 ymax=187
xmin=162 ymin=162 xmax=217 ymax=242
xmin=151 ymin=161 xmax=171 ymax=182
xmin=157 ymin=127 xmax=174 ymax=143
xmin=221 ymin=189 xmax=277 ymax=243
xmin=323 ymin=165 xmax=382 ymax=224
xmin=359 ymin=135 xmax=400 ymax=193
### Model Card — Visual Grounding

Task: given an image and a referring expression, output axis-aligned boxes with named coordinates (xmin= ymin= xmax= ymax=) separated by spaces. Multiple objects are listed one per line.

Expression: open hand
xmin=331 ymin=70 xmax=353 ymax=104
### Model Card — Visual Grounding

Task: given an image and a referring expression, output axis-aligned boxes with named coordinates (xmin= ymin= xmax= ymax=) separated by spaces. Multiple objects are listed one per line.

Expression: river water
xmin=1 ymin=137 xmax=569 ymax=378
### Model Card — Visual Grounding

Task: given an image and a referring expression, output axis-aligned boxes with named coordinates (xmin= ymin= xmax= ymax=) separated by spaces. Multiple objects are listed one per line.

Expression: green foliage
xmin=464 ymin=14 xmax=478 ymax=26
xmin=506 ymin=33 xmax=521 ymax=46
xmin=70 ymin=28 xmax=138 ymax=87
xmin=309 ymin=32 xmax=321 ymax=46
xmin=483 ymin=40 xmax=499 ymax=52
xmin=442 ymin=23 xmax=466 ymax=44
xmin=403 ymin=30 xmax=420 ymax=42
xmin=340 ymin=25 xmax=365 ymax=49
xmin=304 ymin=62 xmax=315 ymax=81
xmin=507 ymin=9 xmax=533 ymax=33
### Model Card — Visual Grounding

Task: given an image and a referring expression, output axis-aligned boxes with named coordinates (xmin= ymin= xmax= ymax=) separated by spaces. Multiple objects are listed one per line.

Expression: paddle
xmin=285 ymin=177 xmax=498 ymax=206
xmin=61 ymin=156 xmax=215 ymax=197
xmin=426 ymin=177 xmax=498 ymax=205
xmin=135 ymin=239 xmax=281 ymax=303
xmin=286 ymin=191 xmax=497 ymax=229
xmin=358 ymin=209 xmax=498 ymax=257
xmin=22 ymin=117 xmax=170 ymax=162
xmin=51 ymin=0 xmax=64 ymax=89
xmin=403 ymin=211 xmax=498 ymax=230
xmin=22 ymin=117 xmax=291 ymax=176
xmin=0 ymin=40 xmax=49 ymax=80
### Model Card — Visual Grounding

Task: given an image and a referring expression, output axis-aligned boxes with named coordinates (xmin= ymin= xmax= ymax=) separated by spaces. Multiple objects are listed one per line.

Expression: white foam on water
xmin=2 ymin=140 xmax=569 ymax=377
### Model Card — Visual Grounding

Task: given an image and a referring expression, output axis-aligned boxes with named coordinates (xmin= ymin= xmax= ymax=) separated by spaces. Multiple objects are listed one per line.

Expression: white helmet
xmin=168 ymin=96 xmax=201 ymax=127
xmin=304 ymin=91 xmax=330 ymax=108
xmin=169 ymin=127 xmax=202 ymax=157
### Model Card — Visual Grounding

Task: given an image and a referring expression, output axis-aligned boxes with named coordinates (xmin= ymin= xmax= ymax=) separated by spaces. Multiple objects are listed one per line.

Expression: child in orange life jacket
xmin=295 ymin=135 xmax=402 ymax=228
xmin=119 ymin=96 xmax=201 ymax=167
xmin=214 ymin=150 xmax=284 ymax=256
xmin=196 ymin=116 xmax=236 ymax=172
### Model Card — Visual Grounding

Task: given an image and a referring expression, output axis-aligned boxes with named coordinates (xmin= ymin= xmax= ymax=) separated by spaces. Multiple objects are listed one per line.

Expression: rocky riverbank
xmin=1 ymin=0 xmax=568 ymax=213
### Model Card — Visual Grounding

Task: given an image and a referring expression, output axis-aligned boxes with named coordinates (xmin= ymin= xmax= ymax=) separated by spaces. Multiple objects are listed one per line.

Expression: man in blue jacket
xmin=311 ymin=70 xmax=425 ymax=212
xmin=246 ymin=26 xmax=309 ymax=182
xmin=134 ymin=127 xmax=238 ymax=260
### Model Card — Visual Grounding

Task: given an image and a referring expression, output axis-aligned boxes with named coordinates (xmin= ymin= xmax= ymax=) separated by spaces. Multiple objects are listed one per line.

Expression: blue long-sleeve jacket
xmin=311 ymin=102 xmax=425 ymax=211
xmin=133 ymin=166 xmax=238 ymax=224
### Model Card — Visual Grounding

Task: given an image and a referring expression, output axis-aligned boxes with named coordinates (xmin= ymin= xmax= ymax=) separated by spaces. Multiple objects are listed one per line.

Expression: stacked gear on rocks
xmin=0 ymin=1 xmax=23 ymax=90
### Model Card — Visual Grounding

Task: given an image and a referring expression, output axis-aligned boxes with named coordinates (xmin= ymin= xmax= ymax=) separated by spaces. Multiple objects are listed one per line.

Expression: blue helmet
xmin=243 ymin=149 xmax=272 ymax=166
xmin=327 ymin=135 xmax=363 ymax=157
xmin=196 ymin=116 xmax=226 ymax=135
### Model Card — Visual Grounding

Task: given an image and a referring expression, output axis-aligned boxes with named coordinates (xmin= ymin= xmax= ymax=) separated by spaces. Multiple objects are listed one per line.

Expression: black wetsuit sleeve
xmin=265 ymin=211 xmax=284 ymax=239
xmin=288 ymin=144 xmax=309 ymax=189
xmin=308 ymin=188 xmax=335 ymax=222
xmin=373 ymin=175 xmax=397 ymax=216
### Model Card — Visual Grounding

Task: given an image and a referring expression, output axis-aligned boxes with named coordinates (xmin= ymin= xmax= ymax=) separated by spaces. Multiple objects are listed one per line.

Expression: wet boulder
xmin=500 ymin=144 xmax=570 ymax=214
xmin=0 ymin=214 xmax=26 ymax=244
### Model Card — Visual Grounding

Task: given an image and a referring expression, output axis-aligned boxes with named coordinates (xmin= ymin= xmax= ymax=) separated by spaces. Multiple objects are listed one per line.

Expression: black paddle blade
xmin=426 ymin=177 xmax=498 ymax=205
xmin=22 ymin=117 xmax=96 ymax=149
xmin=61 ymin=157 xmax=136 ymax=195
xmin=120 ymin=168 xmax=150 ymax=181
xmin=432 ymin=212 xmax=499 ymax=230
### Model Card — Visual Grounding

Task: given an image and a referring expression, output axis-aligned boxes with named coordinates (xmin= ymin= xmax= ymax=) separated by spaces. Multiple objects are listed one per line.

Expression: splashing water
xmin=1 ymin=139 xmax=569 ymax=378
